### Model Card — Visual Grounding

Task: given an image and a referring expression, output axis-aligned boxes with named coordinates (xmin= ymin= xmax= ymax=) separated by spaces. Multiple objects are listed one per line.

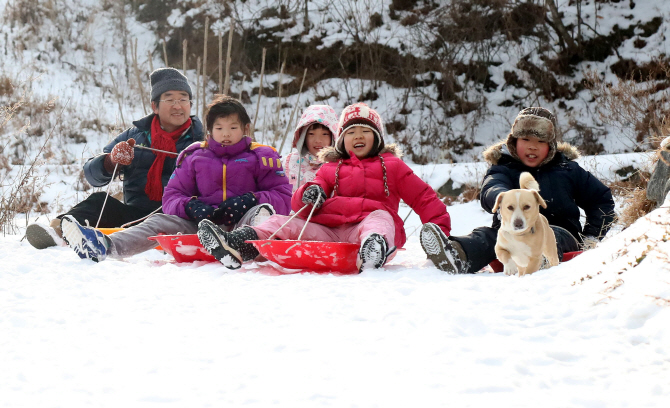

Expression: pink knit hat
xmin=336 ymin=103 xmax=385 ymax=154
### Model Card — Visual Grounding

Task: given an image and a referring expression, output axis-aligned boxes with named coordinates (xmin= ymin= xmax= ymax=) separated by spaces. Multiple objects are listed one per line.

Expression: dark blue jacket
xmin=480 ymin=141 xmax=615 ymax=241
xmin=83 ymin=113 xmax=205 ymax=211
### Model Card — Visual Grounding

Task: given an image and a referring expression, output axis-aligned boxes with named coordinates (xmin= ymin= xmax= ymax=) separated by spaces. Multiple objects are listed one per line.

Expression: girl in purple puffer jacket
xmin=60 ymin=96 xmax=292 ymax=262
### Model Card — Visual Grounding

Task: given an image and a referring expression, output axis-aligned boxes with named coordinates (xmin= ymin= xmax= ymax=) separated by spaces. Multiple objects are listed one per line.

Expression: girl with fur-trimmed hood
xmin=420 ymin=107 xmax=615 ymax=274
xmin=283 ymin=105 xmax=338 ymax=192
xmin=197 ymin=103 xmax=452 ymax=272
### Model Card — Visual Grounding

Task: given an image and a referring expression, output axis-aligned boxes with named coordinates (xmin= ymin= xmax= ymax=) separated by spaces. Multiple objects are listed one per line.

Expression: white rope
xmin=297 ymin=195 xmax=322 ymax=240
xmin=95 ymin=163 xmax=118 ymax=229
xmin=267 ymin=204 xmax=309 ymax=240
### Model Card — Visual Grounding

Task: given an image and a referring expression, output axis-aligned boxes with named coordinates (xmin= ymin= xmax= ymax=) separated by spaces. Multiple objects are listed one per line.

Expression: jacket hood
xmin=292 ymin=105 xmax=338 ymax=156
xmin=317 ymin=143 xmax=403 ymax=163
xmin=483 ymin=140 xmax=580 ymax=165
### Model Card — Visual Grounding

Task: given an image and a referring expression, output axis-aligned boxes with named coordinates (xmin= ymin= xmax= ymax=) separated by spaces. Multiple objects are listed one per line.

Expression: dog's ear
xmin=492 ymin=192 xmax=505 ymax=212
xmin=532 ymin=190 xmax=547 ymax=209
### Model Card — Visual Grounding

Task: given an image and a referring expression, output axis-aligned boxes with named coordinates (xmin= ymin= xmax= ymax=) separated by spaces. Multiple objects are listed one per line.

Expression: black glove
xmin=214 ymin=192 xmax=258 ymax=226
xmin=185 ymin=199 xmax=216 ymax=222
xmin=302 ymin=185 xmax=327 ymax=208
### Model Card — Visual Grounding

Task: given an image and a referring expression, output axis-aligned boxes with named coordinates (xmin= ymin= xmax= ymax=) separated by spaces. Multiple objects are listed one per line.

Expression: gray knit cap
xmin=150 ymin=68 xmax=193 ymax=101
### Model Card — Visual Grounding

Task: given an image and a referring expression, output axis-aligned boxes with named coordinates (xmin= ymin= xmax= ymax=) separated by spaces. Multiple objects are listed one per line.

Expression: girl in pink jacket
xmin=283 ymin=105 xmax=338 ymax=192
xmin=197 ymin=103 xmax=452 ymax=272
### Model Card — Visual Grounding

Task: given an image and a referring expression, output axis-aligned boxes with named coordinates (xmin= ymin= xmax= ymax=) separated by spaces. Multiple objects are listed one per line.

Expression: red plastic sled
xmin=488 ymin=251 xmax=582 ymax=273
xmin=248 ymin=240 xmax=361 ymax=274
xmin=148 ymin=234 xmax=216 ymax=263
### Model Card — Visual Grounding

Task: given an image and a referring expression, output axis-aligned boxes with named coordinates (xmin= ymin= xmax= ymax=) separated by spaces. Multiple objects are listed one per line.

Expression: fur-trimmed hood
xmin=482 ymin=140 xmax=580 ymax=166
xmin=317 ymin=143 xmax=403 ymax=163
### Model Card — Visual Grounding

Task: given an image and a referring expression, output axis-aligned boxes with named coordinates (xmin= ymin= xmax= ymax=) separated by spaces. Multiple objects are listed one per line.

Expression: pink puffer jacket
xmin=292 ymin=144 xmax=451 ymax=248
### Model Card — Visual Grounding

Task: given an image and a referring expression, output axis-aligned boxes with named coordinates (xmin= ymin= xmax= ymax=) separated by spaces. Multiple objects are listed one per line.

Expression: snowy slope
xmin=1 ymin=196 xmax=669 ymax=407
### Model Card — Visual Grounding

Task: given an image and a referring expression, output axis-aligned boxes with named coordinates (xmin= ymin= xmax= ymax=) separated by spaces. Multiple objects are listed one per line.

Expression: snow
xmin=2 ymin=172 xmax=670 ymax=407
xmin=2 ymin=1 xmax=670 ymax=405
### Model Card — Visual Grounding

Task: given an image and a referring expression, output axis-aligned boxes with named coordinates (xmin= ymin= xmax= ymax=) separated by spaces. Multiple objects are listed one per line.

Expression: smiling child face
xmin=305 ymin=125 xmax=332 ymax=156
xmin=342 ymin=126 xmax=375 ymax=159
xmin=516 ymin=136 xmax=549 ymax=167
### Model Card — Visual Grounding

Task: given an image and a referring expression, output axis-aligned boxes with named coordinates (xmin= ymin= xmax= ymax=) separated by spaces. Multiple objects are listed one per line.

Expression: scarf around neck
xmin=145 ymin=115 xmax=192 ymax=201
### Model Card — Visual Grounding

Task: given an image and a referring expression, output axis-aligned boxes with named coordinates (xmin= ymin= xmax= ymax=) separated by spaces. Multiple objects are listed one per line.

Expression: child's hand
xmin=302 ymin=185 xmax=326 ymax=208
xmin=214 ymin=192 xmax=258 ymax=226
xmin=185 ymin=199 xmax=216 ymax=222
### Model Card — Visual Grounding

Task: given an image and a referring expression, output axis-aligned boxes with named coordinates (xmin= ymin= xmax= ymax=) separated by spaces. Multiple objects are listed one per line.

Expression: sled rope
xmin=120 ymin=206 xmax=163 ymax=228
xmin=267 ymin=204 xmax=310 ymax=240
xmin=95 ymin=163 xmax=119 ymax=229
xmin=297 ymin=195 xmax=322 ymax=240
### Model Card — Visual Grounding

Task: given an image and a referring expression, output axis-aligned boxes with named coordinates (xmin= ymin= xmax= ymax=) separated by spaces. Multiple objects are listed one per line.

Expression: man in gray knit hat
xmin=26 ymin=67 xmax=205 ymax=249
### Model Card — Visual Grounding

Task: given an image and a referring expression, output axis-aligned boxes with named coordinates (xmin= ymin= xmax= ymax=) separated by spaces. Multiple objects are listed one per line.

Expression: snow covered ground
xmin=2 ymin=188 xmax=669 ymax=407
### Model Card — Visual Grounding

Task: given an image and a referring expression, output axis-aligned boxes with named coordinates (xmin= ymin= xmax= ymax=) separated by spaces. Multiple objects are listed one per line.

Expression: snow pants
xmin=107 ymin=205 xmax=265 ymax=258
xmin=58 ymin=192 xmax=158 ymax=228
xmin=450 ymin=225 xmax=581 ymax=273
xmin=252 ymin=209 xmax=397 ymax=262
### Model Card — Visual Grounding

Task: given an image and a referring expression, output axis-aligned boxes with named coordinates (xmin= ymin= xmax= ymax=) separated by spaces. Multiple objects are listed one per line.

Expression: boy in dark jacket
xmin=26 ymin=68 xmax=204 ymax=249
xmin=421 ymin=107 xmax=615 ymax=274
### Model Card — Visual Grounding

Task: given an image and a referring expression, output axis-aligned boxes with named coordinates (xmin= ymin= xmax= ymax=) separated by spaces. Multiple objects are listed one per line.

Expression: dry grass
xmin=609 ymin=169 xmax=656 ymax=230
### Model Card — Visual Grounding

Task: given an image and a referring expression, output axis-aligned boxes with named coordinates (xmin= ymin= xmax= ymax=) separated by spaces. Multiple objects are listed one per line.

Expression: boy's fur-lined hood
xmin=482 ymin=140 xmax=580 ymax=165
xmin=317 ymin=143 xmax=403 ymax=163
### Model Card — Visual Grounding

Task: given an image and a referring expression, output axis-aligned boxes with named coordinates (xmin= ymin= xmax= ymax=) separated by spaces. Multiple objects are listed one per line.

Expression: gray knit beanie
xmin=150 ymin=68 xmax=192 ymax=101
xmin=507 ymin=107 xmax=559 ymax=166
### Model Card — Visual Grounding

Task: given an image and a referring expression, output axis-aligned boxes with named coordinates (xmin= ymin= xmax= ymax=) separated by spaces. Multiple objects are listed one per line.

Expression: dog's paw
xmin=503 ymin=263 xmax=518 ymax=276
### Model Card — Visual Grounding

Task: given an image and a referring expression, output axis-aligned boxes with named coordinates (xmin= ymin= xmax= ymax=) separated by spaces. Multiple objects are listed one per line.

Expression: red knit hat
xmin=336 ymin=103 xmax=385 ymax=154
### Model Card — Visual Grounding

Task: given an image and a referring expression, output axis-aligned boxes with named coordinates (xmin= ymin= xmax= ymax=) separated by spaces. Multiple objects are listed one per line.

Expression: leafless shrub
xmin=584 ymin=64 xmax=670 ymax=151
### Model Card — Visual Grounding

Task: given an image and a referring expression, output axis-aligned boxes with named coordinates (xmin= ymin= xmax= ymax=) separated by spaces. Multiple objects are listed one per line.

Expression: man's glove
xmin=581 ymin=235 xmax=599 ymax=251
xmin=185 ymin=199 xmax=216 ymax=222
xmin=302 ymin=185 xmax=326 ymax=208
xmin=213 ymin=192 xmax=258 ymax=226
xmin=109 ymin=138 xmax=135 ymax=165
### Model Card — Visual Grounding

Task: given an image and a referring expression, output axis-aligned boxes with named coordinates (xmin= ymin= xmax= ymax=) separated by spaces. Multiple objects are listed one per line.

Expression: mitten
xmin=302 ymin=185 xmax=326 ymax=208
xmin=213 ymin=192 xmax=258 ymax=226
xmin=109 ymin=138 xmax=136 ymax=165
xmin=185 ymin=199 xmax=216 ymax=222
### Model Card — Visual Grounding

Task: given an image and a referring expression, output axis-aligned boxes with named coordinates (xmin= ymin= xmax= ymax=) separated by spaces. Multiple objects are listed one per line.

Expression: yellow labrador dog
xmin=492 ymin=172 xmax=559 ymax=276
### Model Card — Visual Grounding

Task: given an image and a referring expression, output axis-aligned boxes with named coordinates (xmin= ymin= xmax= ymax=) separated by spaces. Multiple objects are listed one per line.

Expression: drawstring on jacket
xmin=332 ymin=155 xmax=389 ymax=197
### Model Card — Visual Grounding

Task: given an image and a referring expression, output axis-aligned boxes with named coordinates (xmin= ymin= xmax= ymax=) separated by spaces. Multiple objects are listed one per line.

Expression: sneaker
xmin=420 ymin=223 xmax=468 ymax=274
xmin=197 ymin=219 xmax=259 ymax=269
xmin=26 ymin=222 xmax=65 ymax=249
xmin=60 ymin=215 xmax=110 ymax=262
xmin=250 ymin=203 xmax=275 ymax=227
xmin=357 ymin=233 xmax=390 ymax=272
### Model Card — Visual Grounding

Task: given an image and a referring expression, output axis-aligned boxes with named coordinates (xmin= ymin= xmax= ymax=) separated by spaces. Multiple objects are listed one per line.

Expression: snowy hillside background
xmin=1 ymin=1 xmax=670 ymax=406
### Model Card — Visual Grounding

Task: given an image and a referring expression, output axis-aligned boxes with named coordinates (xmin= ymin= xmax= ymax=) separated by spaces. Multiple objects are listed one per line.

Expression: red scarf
xmin=145 ymin=115 xmax=192 ymax=201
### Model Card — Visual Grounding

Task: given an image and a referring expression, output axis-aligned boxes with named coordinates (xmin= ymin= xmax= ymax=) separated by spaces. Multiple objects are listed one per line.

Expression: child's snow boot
xmin=420 ymin=222 xmax=468 ymax=274
xmin=26 ymin=218 xmax=65 ymax=249
xmin=357 ymin=233 xmax=393 ymax=272
xmin=197 ymin=219 xmax=259 ymax=269
xmin=60 ymin=215 xmax=111 ymax=262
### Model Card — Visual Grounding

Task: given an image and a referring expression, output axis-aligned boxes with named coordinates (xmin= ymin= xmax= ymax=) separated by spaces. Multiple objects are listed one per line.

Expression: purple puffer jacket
xmin=163 ymin=137 xmax=292 ymax=219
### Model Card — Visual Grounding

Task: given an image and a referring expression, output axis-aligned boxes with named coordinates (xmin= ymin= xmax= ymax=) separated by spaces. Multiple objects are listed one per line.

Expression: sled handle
xmin=267 ymin=204 xmax=310 ymax=240
xmin=297 ymin=195 xmax=322 ymax=240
